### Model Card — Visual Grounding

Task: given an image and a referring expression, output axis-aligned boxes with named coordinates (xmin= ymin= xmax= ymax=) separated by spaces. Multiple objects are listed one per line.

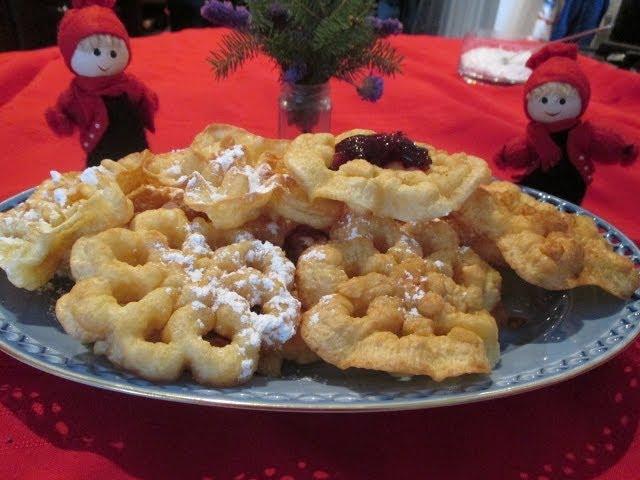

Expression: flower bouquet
xmin=201 ymin=0 xmax=403 ymax=135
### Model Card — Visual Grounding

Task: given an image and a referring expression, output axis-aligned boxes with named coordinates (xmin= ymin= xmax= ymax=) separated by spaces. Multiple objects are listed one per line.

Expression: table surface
xmin=0 ymin=28 xmax=639 ymax=480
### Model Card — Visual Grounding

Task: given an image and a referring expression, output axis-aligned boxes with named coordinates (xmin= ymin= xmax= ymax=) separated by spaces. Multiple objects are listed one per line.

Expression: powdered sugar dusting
xmin=165 ymin=164 xmax=182 ymax=176
xmin=157 ymin=235 xmax=213 ymax=284
xmin=399 ymin=234 xmax=421 ymax=251
xmin=299 ymin=249 xmax=327 ymax=261
xmin=244 ymin=240 xmax=295 ymax=286
xmin=239 ymin=327 xmax=261 ymax=348
xmin=233 ymin=231 xmax=254 ymax=242
xmin=183 ymin=233 xmax=211 ymax=255
xmin=79 ymin=167 xmax=100 ymax=185
xmin=0 ymin=237 xmax=24 ymax=245
xmin=50 ymin=170 xmax=62 ymax=183
xmin=161 ymin=250 xmax=193 ymax=266
xmin=266 ymin=222 xmax=279 ymax=236
xmin=339 ymin=212 xmax=374 ymax=241
xmin=239 ymin=358 xmax=255 ymax=380
xmin=240 ymin=164 xmax=277 ymax=194
xmin=260 ymin=291 xmax=300 ymax=345
xmin=319 ymin=294 xmax=335 ymax=304
xmin=186 ymin=172 xmax=201 ymax=190
xmin=193 ymin=271 xmax=299 ymax=349
xmin=188 ymin=268 xmax=204 ymax=282
xmin=185 ymin=160 xmax=277 ymax=205
xmin=185 ymin=171 xmax=225 ymax=201
xmin=346 ymin=227 xmax=360 ymax=240
xmin=308 ymin=312 xmax=320 ymax=326
xmin=22 ymin=210 xmax=41 ymax=221
xmin=249 ymin=310 xmax=296 ymax=346
xmin=191 ymin=300 xmax=206 ymax=310
xmin=53 ymin=188 xmax=67 ymax=207
xmin=212 ymin=145 xmax=244 ymax=173
xmin=404 ymin=288 xmax=425 ymax=303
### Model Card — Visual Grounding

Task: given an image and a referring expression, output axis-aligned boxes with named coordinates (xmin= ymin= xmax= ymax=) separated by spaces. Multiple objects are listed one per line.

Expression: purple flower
xmin=367 ymin=17 xmax=403 ymax=37
xmin=201 ymin=0 xmax=251 ymax=29
xmin=267 ymin=2 xmax=289 ymax=28
xmin=282 ymin=63 xmax=307 ymax=84
xmin=357 ymin=75 xmax=384 ymax=102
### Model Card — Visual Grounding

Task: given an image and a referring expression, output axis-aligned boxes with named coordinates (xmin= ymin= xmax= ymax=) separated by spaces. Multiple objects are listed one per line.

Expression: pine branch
xmin=332 ymin=39 xmax=401 ymax=83
xmin=283 ymin=0 xmax=322 ymax=32
xmin=364 ymin=40 xmax=404 ymax=76
xmin=208 ymin=30 xmax=261 ymax=79
xmin=289 ymin=0 xmax=322 ymax=20
xmin=312 ymin=0 xmax=375 ymax=51
xmin=206 ymin=0 xmax=403 ymax=86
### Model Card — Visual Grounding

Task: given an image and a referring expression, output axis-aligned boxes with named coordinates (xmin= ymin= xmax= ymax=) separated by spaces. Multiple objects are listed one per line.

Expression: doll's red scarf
xmin=46 ymin=72 xmax=158 ymax=153
xmin=526 ymin=117 xmax=581 ymax=171
xmin=496 ymin=118 xmax=637 ymax=184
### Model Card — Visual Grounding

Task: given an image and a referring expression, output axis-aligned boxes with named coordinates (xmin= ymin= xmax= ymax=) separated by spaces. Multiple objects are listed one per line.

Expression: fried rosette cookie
xmin=450 ymin=181 xmax=640 ymax=298
xmin=296 ymin=213 xmax=501 ymax=380
xmin=141 ymin=124 xmax=289 ymax=229
xmin=0 ymin=167 xmax=133 ymax=290
xmin=100 ymin=150 xmax=149 ymax=194
xmin=183 ymin=159 xmax=282 ymax=230
xmin=190 ymin=123 xmax=290 ymax=162
xmin=56 ymin=209 xmax=301 ymax=386
xmin=270 ymin=155 xmax=344 ymax=230
xmin=283 ymin=132 xmax=491 ymax=222
xmin=193 ymin=124 xmax=343 ymax=229
xmin=126 ymin=184 xmax=192 ymax=214
xmin=143 ymin=147 xmax=204 ymax=187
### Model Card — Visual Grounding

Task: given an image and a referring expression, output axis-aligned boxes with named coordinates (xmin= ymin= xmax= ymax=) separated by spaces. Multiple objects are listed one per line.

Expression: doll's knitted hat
xmin=523 ymin=43 xmax=591 ymax=119
xmin=57 ymin=0 xmax=131 ymax=71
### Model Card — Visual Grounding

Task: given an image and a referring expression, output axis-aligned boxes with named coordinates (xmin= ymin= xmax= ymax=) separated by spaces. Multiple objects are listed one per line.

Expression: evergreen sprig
xmin=202 ymin=0 xmax=403 ymax=100
xmin=208 ymin=30 xmax=260 ymax=80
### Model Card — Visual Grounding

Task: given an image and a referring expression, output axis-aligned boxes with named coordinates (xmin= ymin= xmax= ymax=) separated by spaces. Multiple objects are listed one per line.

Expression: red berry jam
xmin=332 ymin=132 xmax=431 ymax=170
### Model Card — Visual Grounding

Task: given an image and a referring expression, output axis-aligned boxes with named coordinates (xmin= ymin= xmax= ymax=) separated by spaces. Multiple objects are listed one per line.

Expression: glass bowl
xmin=458 ymin=30 xmax=542 ymax=85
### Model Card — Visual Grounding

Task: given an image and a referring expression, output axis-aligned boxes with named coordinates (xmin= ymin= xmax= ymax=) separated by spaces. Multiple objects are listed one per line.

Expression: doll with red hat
xmin=495 ymin=43 xmax=637 ymax=205
xmin=45 ymin=0 xmax=158 ymax=167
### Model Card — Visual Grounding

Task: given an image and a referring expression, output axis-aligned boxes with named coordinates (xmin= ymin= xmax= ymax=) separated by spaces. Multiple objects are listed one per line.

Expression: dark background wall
xmin=0 ymin=0 xmax=207 ymax=52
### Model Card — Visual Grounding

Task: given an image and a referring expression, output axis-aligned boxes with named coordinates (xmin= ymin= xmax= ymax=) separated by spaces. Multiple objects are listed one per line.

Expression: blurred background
xmin=1 ymin=0 xmax=638 ymax=69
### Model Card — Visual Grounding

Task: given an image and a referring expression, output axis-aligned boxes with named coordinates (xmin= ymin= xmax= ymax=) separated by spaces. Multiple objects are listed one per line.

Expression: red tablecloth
xmin=0 ymin=29 xmax=639 ymax=480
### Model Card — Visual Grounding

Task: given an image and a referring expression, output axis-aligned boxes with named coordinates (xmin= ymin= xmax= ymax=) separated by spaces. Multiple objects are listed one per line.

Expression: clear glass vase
xmin=278 ymin=82 xmax=331 ymax=138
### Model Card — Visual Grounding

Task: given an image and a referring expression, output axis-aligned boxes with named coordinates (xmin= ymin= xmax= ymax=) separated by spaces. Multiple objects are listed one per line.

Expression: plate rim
xmin=0 ymin=187 xmax=638 ymax=412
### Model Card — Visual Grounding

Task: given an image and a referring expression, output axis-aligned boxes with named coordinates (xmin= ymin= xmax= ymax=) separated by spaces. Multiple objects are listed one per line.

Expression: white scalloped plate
xmin=0 ymin=188 xmax=639 ymax=411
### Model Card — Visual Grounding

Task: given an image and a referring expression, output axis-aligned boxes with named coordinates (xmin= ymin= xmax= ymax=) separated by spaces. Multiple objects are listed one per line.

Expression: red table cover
xmin=0 ymin=28 xmax=639 ymax=480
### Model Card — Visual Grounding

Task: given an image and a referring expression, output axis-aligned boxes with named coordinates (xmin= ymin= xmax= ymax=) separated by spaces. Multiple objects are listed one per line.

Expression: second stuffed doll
xmin=494 ymin=43 xmax=637 ymax=205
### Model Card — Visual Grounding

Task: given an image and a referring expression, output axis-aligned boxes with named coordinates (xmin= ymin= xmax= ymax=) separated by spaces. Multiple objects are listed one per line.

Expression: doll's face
xmin=526 ymin=82 xmax=582 ymax=123
xmin=70 ymin=34 xmax=129 ymax=77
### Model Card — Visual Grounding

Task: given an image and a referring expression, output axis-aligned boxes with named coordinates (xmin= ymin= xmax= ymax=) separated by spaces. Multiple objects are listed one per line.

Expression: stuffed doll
xmin=45 ymin=0 xmax=158 ymax=167
xmin=495 ymin=43 xmax=637 ymax=205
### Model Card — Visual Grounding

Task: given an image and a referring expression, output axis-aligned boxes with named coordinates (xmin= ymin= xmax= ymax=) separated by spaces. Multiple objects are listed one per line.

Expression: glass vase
xmin=278 ymin=82 xmax=331 ymax=138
